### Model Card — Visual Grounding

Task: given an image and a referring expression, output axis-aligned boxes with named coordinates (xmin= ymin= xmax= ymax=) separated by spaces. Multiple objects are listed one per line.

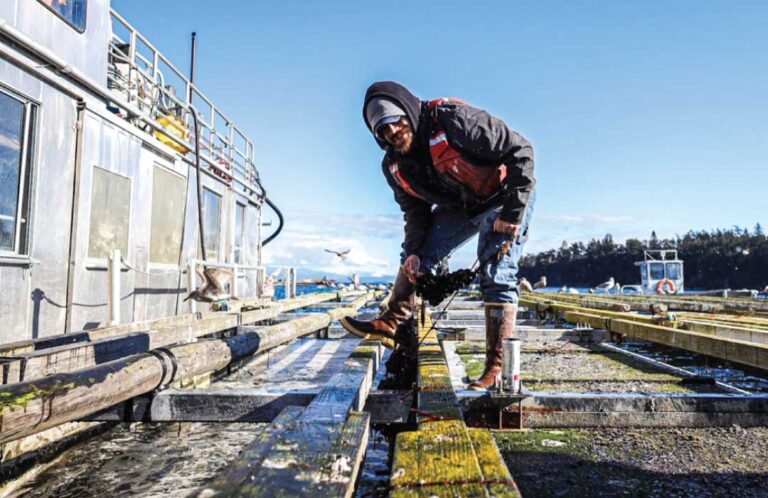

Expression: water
xmin=617 ymin=341 xmax=768 ymax=393
xmin=354 ymin=429 xmax=394 ymax=498
xmin=6 ymin=423 xmax=263 ymax=498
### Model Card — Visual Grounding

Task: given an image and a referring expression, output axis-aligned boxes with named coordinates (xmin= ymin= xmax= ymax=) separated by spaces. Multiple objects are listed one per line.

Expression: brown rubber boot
xmin=339 ymin=268 xmax=415 ymax=349
xmin=468 ymin=303 xmax=518 ymax=391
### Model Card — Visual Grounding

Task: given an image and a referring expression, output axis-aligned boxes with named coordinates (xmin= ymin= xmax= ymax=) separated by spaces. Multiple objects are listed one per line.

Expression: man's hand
xmin=493 ymin=218 xmax=520 ymax=237
xmin=402 ymin=255 xmax=420 ymax=284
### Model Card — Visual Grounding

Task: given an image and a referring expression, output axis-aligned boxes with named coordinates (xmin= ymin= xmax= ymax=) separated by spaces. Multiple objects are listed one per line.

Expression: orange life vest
xmin=427 ymin=97 xmax=507 ymax=198
xmin=388 ymin=98 xmax=507 ymax=201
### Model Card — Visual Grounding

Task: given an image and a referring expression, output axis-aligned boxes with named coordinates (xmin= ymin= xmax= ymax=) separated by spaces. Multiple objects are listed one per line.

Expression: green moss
xmin=459 ymin=353 xmax=485 ymax=379
xmin=494 ymin=429 xmax=593 ymax=458
xmin=455 ymin=342 xmax=481 ymax=354
xmin=525 ymin=380 xmax=697 ymax=394
xmin=0 ymin=381 xmax=77 ymax=411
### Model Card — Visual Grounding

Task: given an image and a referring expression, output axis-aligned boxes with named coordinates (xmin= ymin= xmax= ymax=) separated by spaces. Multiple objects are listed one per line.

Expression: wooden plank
xmin=0 ymin=315 xmax=240 ymax=385
xmin=3 ymin=333 xmax=151 ymax=383
xmin=538 ymin=291 xmax=768 ymax=314
xmin=559 ymin=310 xmax=768 ymax=372
xmin=390 ymin=309 xmax=520 ymax=497
xmin=199 ymin=339 xmax=382 ymax=497
xmin=0 ymin=291 xmax=376 ymax=385
xmin=0 ymin=292 xmax=348 ymax=357
xmin=0 ymin=297 xmax=378 ymax=445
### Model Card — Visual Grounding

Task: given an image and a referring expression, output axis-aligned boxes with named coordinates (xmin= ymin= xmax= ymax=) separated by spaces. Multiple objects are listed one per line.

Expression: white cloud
xmin=261 ymin=209 xmax=657 ymax=276
xmin=261 ymin=209 xmax=406 ymax=277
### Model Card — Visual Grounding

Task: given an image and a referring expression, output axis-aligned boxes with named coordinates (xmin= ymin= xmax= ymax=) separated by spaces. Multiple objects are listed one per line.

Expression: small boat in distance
xmin=624 ymin=249 xmax=684 ymax=295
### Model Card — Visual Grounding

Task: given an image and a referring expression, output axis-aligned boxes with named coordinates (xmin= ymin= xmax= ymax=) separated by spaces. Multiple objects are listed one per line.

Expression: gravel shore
xmin=496 ymin=427 xmax=768 ymax=497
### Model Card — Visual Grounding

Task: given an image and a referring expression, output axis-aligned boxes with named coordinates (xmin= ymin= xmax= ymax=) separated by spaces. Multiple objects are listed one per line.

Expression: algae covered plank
xmin=390 ymin=308 xmax=520 ymax=497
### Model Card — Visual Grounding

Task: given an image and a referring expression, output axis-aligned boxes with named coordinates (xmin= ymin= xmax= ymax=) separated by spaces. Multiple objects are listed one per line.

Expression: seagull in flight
xmin=325 ymin=248 xmax=351 ymax=260
xmin=185 ymin=266 xmax=237 ymax=303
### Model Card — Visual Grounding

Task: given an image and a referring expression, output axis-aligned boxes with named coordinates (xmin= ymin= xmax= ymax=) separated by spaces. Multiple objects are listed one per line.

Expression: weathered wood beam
xmin=198 ymin=340 xmax=382 ymax=497
xmin=390 ymin=310 xmax=520 ymax=497
xmin=563 ymin=311 xmax=768 ymax=371
xmin=0 ymin=293 xmax=377 ymax=445
xmin=526 ymin=296 xmax=768 ymax=346
xmin=557 ymin=292 xmax=768 ymax=314
xmin=0 ymin=292 xmax=364 ymax=385
xmin=0 ymin=291 xmax=348 ymax=358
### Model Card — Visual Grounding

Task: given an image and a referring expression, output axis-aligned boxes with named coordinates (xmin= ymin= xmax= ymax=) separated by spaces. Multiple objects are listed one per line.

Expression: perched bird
xmin=349 ymin=273 xmax=361 ymax=289
xmin=317 ymin=276 xmax=335 ymax=287
xmin=612 ymin=282 xmax=621 ymax=294
xmin=763 ymin=286 xmax=768 ymax=296
xmin=519 ymin=277 xmax=534 ymax=293
xmin=594 ymin=277 xmax=615 ymax=294
xmin=325 ymin=248 xmax=351 ymax=260
xmin=260 ymin=269 xmax=282 ymax=298
xmin=185 ymin=266 xmax=236 ymax=303
xmin=558 ymin=286 xmax=567 ymax=294
xmin=533 ymin=276 xmax=547 ymax=289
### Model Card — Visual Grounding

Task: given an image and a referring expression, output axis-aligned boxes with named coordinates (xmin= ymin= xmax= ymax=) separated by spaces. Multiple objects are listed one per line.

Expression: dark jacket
xmin=363 ymin=81 xmax=535 ymax=257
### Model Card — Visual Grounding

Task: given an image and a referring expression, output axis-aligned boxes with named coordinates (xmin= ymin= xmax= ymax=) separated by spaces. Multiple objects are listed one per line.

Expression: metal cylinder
xmin=502 ymin=337 xmax=521 ymax=393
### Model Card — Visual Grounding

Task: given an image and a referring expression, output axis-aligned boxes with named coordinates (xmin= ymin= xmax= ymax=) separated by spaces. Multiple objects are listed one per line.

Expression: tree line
xmin=519 ymin=225 xmax=768 ymax=290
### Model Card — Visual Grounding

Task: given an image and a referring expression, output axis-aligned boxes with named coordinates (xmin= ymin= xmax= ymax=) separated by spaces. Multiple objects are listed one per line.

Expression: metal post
xmin=256 ymin=267 xmax=265 ymax=297
xmin=502 ymin=338 xmax=521 ymax=394
xmin=290 ymin=267 xmax=297 ymax=299
xmin=232 ymin=265 xmax=239 ymax=298
xmin=187 ymin=259 xmax=197 ymax=314
xmin=107 ymin=250 xmax=121 ymax=325
xmin=283 ymin=267 xmax=290 ymax=301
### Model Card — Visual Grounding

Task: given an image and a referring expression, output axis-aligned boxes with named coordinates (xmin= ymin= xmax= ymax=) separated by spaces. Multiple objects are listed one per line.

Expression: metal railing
xmin=108 ymin=10 xmax=263 ymax=200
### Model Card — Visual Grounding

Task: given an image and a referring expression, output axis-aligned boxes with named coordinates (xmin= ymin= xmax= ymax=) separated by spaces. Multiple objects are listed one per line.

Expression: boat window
xmin=649 ymin=262 xmax=665 ymax=280
xmin=149 ymin=166 xmax=186 ymax=265
xmin=665 ymin=262 xmax=682 ymax=280
xmin=0 ymin=91 xmax=36 ymax=255
xmin=201 ymin=188 xmax=221 ymax=261
xmin=234 ymin=202 xmax=246 ymax=263
xmin=38 ymin=0 xmax=87 ymax=33
xmin=88 ymin=167 xmax=130 ymax=259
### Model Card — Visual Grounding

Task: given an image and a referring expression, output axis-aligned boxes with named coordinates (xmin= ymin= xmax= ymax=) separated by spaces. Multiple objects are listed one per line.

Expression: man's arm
xmin=441 ymin=105 xmax=535 ymax=225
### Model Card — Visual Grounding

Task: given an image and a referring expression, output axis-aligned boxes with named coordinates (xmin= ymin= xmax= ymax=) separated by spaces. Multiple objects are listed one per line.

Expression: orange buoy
xmin=656 ymin=279 xmax=676 ymax=295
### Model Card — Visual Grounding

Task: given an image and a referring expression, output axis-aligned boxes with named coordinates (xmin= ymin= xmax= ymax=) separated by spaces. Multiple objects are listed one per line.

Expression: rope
xmin=409 ymin=408 xmax=446 ymax=424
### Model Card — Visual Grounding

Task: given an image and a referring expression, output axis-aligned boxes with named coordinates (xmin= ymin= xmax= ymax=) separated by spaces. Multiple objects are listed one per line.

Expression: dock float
xmin=197 ymin=340 xmax=382 ymax=497
xmin=0 ymin=291 xmax=378 ymax=446
xmin=521 ymin=295 xmax=768 ymax=372
xmin=389 ymin=310 xmax=521 ymax=497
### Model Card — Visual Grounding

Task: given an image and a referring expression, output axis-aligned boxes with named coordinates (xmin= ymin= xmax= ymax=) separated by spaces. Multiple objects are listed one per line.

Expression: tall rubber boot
xmin=468 ymin=303 xmax=518 ymax=391
xmin=340 ymin=268 xmax=415 ymax=349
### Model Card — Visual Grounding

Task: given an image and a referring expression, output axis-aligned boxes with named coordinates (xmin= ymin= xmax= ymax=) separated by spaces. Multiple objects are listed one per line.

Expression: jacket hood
xmin=363 ymin=81 xmax=423 ymax=150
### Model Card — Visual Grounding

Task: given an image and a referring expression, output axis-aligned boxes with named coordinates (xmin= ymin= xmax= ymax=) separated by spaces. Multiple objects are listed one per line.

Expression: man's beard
xmin=393 ymin=134 xmax=413 ymax=155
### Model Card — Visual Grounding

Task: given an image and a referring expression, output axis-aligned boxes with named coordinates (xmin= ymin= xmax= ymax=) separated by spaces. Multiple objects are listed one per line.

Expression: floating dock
xmin=2 ymin=290 xmax=768 ymax=496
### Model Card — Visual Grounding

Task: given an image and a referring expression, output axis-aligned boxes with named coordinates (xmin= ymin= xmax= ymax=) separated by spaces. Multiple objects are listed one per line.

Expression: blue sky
xmin=113 ymin=0 xmax=768 ymax=278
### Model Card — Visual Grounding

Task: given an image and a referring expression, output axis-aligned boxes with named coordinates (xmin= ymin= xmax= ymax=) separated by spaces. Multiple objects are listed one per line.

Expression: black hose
xmin=189 ymin=107 xmax=207 ymax=261
xmin=262 ymin=194 xmax=284 ymax=246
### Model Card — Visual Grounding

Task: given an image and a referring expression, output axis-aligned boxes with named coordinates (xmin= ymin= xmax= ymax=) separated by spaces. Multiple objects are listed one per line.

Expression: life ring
xmin=656 ymin=279 xmax=676 ymax=295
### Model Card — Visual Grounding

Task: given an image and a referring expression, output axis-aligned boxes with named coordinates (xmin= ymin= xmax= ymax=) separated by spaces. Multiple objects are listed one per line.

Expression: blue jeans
xmin=405 ymin=191 xmax=536 ymax=304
